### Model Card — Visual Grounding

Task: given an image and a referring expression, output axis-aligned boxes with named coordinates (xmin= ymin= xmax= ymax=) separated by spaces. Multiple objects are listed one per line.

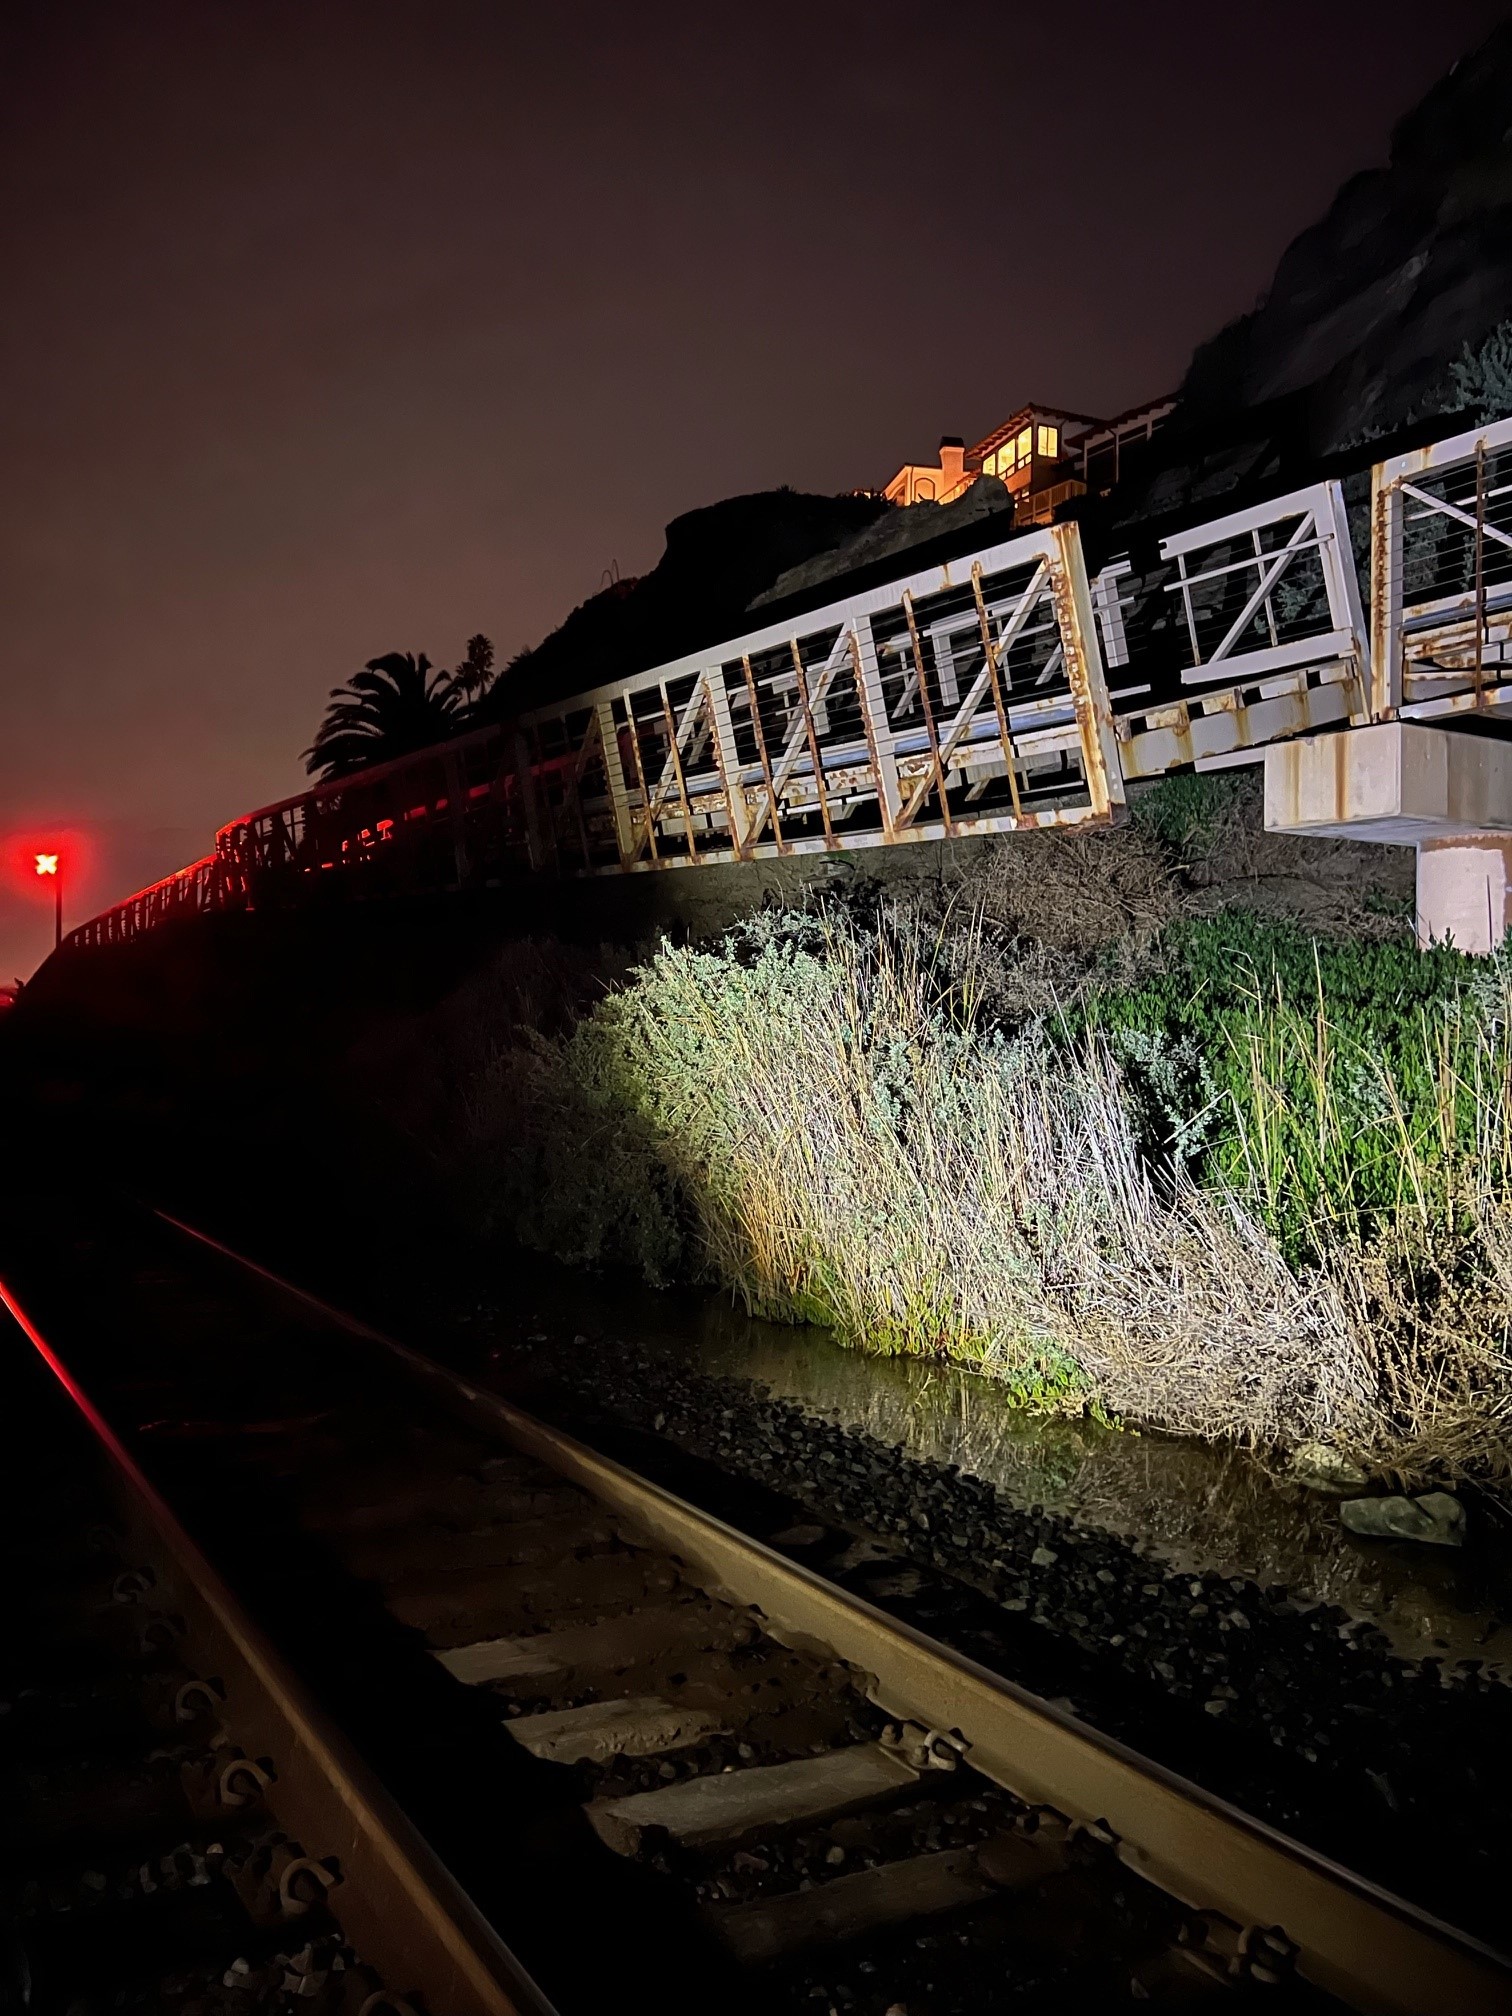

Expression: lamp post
xmin=35 ymin=852 xmax=61 ymax=948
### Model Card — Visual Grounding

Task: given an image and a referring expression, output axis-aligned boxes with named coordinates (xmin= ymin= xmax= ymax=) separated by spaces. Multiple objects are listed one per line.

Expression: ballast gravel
xmin=468 ymin=1323 xmax=1512 ymax=1946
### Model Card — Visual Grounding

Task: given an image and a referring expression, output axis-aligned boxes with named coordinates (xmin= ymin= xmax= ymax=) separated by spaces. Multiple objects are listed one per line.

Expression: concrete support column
xmin=1416 ymin=836 xmax=1512 ymax=953
xmin=1265 ymin=722 xmax=1512 ymax=954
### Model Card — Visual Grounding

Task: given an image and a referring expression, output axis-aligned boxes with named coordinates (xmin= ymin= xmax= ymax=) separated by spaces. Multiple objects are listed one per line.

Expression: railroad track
xmin=0 ymin=1246 xmax=548 ymax=2016
xmin=2 ymin=1205 xmax=1508 ymax=2016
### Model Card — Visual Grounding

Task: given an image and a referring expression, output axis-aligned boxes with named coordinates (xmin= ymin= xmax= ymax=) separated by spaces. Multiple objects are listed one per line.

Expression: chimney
xmin=938 ymin=436 xmax=966 ymax=490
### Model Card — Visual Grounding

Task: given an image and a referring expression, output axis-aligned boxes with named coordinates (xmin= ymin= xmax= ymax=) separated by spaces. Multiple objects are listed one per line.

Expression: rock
xmin=1030 ymin=1546 xmax=1058 ymax=1568
xmin=1289 ymin=1442 xmax=1369 ymax=1495
xmin=1340 ymin=1492 xmax=1466 ymax=1547
xmin=1173 ymin=26 xmax=1512 ymax=463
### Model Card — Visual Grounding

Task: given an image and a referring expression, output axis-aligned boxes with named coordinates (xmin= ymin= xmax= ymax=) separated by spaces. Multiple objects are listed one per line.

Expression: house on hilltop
xmin=882 ymin=396 xmax=1174 ymax=522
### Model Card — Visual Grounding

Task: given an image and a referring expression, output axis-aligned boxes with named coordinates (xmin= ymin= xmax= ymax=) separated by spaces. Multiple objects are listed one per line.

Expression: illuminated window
xmin=1037 ymin=424 xmax=1059 ymax=459
xmin=1015 ymin=426 xmax=1033 ymax=464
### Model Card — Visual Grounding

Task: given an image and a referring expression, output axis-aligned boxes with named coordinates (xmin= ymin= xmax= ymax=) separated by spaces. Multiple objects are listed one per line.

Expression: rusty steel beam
xmin=740 ymin=653 xmax=788 ymax=853
xmin=970 ymin=560 xmax=1026 ymax=821
xmin=897 ymin=591 xmax=955 ymax=837
xmin=620 ymin=697 xmax=660 ymax=865
xmin=701 ymin=671 xmax=753 ymax=860
xmin=1048 ymin=522 xmax=1123 ymax=821
xmin=788 ymin=641 xmax=837 ymax=846
xmin=66 ymin=418 xmax=1512 ymax=947
xmin=658 ymin=685 xmax=700 ymax=861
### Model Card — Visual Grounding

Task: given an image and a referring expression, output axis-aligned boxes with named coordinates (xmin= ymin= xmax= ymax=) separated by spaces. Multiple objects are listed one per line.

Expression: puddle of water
xmin=502 ymin=1260 xmax=1512 ymax=1670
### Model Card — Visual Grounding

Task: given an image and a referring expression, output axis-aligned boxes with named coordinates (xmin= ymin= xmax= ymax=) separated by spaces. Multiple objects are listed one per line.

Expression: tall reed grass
xmin=472 ymin=908 xmax=1512 ymax=1482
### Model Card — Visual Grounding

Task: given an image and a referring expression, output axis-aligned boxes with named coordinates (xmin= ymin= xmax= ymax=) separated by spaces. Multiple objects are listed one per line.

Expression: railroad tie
xmin=585 ymin=1741 xmax=920 ymax=1856
xmin=502 ymin=1696 xmax=729 ymax=1765
xmin=705 ymin=1832 xmax=1050 ymax=1965
xmin=433 ymin=1600 xmax=744 ymax=1685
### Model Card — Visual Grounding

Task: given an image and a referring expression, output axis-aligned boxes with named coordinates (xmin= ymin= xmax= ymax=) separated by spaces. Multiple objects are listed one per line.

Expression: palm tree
xmin=304 ymin=651 xmax=466 ymax=780
xmin=449 ymin=632 xmax=496 ymax=706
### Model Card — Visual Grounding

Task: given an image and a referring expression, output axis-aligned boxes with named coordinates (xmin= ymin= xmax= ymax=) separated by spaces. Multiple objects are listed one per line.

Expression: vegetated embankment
xmin=390 ymin=778 xmax=1512 ymax=1492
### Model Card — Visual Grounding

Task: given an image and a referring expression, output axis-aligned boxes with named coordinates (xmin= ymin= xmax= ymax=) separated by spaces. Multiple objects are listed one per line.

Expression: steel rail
xmin=0 ymin=1271 xmax=558 ymax=2016
xmin=158 ymin=1210 xmax=1512 ymax=2016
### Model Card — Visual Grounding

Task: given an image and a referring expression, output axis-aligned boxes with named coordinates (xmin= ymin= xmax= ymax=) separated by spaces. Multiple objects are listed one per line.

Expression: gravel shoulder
xmin=447 ymin=1315 xmax=1512 ymax=1949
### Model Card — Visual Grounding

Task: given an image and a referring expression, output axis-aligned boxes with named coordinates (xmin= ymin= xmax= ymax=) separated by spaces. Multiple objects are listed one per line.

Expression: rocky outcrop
xmin=1339 ymin=1492 xmax=1466 ymax=1547
xmin=1179 ymin=27 xmax=1512 ymax=457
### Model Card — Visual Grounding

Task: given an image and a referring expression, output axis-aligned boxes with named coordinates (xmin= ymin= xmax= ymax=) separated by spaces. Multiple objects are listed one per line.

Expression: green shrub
xmin=1128 ymin=772 xmax=1242 ymax=856
xmin=1079 ymin=914 xmax=1502 ymax=1258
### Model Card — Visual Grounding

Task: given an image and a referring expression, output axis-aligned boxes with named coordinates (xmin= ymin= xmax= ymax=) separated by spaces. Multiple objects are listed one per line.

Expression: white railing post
xmin=1317 ymin=479 xmax=1372 ymax=721
xmin=1091 ymin=561 xmax=1133 ymax=670
xmin=701 ymin=669 xmax=753 ymax=857
xmin=594 ymin=701 xmax=636 ymax=863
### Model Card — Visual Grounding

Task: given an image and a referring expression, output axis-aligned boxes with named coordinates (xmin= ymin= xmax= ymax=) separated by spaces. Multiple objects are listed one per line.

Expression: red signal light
xmin=34 ymin=853 xmax=58 ymax=877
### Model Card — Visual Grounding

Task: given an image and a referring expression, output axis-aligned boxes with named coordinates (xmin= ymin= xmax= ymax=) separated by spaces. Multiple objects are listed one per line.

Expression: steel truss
xmin=515 ymin=521 xmax=1123 ymax=874
xmin=64 ymin=418 xmax=1512 ymax=948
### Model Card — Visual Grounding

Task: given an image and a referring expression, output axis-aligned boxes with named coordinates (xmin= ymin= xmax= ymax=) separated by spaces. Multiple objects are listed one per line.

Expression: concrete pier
xmin=1264 ymin=722 xmax=1512 ymax=953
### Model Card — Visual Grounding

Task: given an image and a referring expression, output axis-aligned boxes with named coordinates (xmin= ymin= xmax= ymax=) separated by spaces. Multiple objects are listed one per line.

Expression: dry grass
xmin=500 ymin=910 xmax=1512 ymax=1477
xmin=950 ymin=817 xmax=1181 ymax=953
xmin=398 ymin=896 xmax=1512 ymax=1487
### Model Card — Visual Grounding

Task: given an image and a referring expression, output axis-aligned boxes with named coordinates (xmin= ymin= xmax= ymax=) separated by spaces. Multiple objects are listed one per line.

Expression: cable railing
xmin=1372 ymin=413 xmax=1512 ymax=721
xmin=65 ymin=417 xmax=1512 ymax=951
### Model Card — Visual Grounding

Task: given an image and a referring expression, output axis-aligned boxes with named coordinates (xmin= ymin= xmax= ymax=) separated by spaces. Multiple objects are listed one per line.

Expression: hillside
xmin=1178 ymin=25 xmax=1512 ymax=458
xmin=483 ymin=486 xmax=885 ymax=717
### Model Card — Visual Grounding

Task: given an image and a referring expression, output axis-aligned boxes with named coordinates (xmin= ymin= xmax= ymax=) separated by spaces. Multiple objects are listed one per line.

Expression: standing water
xmin=483 ymin=1257 xmax=1512 ymax=1673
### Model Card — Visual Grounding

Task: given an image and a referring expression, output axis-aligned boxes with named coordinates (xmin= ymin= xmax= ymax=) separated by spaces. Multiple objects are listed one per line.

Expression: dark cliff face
xmin=1179 ymin=26 xmax=1512 ymax=458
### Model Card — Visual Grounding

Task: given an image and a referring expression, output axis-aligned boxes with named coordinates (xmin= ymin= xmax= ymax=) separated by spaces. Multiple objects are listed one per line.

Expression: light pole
xmin=35 ymin=852 xmax=61 ymax=948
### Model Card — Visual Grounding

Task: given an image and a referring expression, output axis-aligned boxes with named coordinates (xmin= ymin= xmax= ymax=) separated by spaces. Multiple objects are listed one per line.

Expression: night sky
xmin=1 ymin=1 xmax=1505 ymax=976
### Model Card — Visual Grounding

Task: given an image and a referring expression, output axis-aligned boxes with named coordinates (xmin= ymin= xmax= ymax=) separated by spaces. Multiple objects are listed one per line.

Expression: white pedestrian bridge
xmin=70 ymin=413 xmax=1512 ymax=956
